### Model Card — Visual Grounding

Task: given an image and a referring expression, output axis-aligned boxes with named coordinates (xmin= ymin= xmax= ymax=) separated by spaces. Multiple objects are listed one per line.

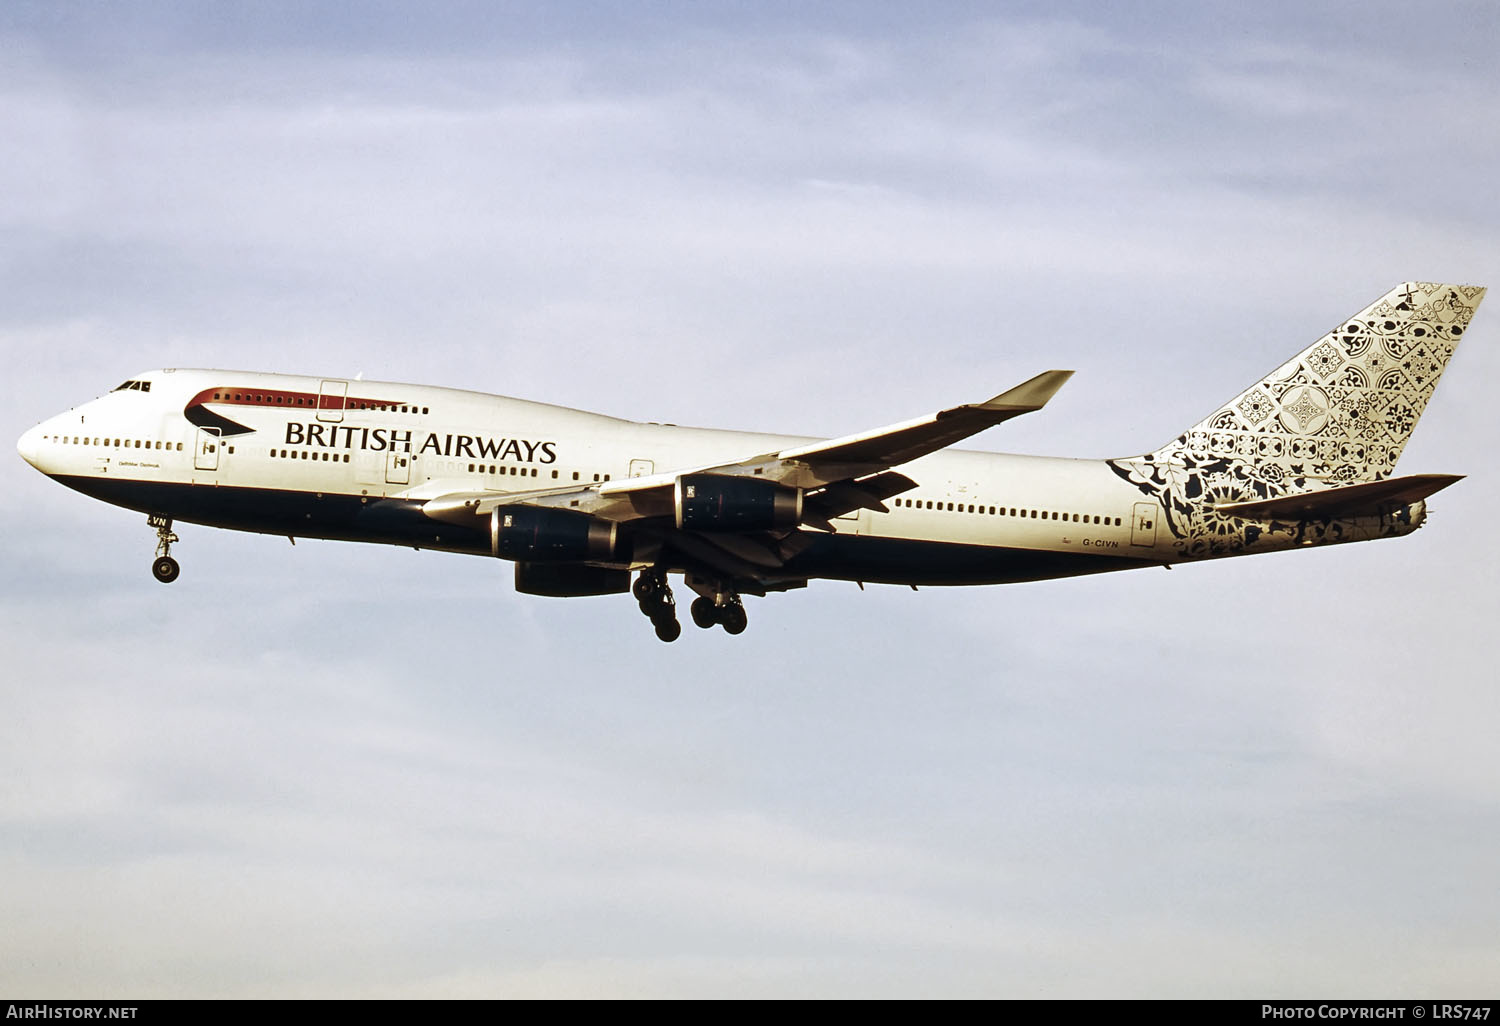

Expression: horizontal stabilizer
xmin=1211 ymin=474 xmax=1463 ymax=520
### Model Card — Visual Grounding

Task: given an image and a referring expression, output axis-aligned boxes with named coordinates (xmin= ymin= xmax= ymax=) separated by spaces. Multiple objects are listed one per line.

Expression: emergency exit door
xmin=1130 ymin=502 xmax=1158 ymax=547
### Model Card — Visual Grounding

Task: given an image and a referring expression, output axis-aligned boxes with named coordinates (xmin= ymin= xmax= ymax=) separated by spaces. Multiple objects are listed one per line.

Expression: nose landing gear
xmin=148 ymin=515 xmax=180 ymax=583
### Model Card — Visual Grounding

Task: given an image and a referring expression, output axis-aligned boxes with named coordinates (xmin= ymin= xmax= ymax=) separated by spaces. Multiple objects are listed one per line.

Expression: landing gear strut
xmin=635 ymin=570 xmax=681 ymax=642
xmin=148 ymin=515 xmax=180 ymax=583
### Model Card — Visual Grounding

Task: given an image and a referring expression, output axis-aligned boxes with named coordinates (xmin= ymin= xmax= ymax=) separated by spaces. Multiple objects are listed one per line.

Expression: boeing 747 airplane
xmin=16 ymin=282 xmax=1484 ymax=641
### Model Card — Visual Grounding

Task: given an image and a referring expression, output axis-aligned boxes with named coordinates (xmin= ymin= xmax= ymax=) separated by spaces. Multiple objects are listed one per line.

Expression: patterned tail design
xmin=1108 ymin=282 xmax=1485 ymax=557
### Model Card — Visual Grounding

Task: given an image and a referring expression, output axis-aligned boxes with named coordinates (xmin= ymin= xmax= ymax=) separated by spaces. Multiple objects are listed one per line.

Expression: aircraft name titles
xmin=284 ymin=423 xmax=558 ymax=463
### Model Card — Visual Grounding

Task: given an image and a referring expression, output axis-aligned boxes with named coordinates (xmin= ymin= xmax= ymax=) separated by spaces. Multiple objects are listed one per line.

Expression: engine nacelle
xmin=491 ymin=505 xmax=626 ymax=562
xmin=514 ymin=562 xmax=631 ymax=597
xmin=674 ymin=473 xmax=802 ymax=532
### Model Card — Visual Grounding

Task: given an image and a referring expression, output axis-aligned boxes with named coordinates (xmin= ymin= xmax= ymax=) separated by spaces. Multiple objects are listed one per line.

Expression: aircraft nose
xmin=17 ymin=423 xmax=43 ymax=469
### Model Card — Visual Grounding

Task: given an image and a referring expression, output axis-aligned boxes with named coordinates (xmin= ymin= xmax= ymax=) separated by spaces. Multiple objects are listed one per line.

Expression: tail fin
xmin=1109 ymin=282 xmax=1485 ymax=553
xmin=1162 ymin=282 xmax=1484 ymax=481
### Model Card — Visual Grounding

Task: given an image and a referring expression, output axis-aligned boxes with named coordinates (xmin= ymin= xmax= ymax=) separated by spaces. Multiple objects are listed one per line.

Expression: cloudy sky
xmin=3 ymin=0 xmax=1499 ymax=998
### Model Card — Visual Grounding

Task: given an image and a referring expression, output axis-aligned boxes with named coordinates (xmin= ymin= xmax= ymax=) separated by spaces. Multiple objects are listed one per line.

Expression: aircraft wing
xmin=769 ymin=369 xmax=1074 ymax=483
xmin=422 ymin=369 xmax=1072 ymax=531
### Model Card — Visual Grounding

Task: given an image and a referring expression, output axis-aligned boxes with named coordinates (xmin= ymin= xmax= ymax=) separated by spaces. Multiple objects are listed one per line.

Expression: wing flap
xmin=804 ymin=471 xmax=917 ymax=524
xmin=1212 ymin=473 xmax=1463 ymax=520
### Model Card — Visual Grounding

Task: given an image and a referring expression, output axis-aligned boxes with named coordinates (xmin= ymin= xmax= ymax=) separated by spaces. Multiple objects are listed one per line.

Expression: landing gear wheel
xmin=721 ymin=602 xmax=748 ymax=635
xmin=649 ymin=600 xmax=677 ymax=628
xmin=654 ymin=618 xmax=682 ymax=643
xmin=633 ymin=574 xmax=661 ymax=602
xmin=690 ymin=597 xmax=718 ymax=629
xmin=148 ymin=515 xmax=181 ymax=583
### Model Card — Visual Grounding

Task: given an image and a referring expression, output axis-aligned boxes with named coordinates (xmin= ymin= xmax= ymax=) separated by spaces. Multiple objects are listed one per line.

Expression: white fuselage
xmin=17 ymin=368 xmax=1417 ymax=589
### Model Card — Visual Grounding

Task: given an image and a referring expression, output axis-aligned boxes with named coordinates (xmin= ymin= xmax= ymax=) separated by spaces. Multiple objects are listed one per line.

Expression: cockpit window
xmin=112 ymin=380 xmax=151 ymax=392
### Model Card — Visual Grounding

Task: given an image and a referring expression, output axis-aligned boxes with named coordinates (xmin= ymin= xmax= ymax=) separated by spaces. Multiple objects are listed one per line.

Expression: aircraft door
xmin=1130 ymin=502 xmax=1158 ymax=547
xmin=629 ymin=459 xmax=654 ymax=478
xmin=193 ymin=427 xmax=220 ymax=471
xmin=385 ymin=450 xmax=411 ymax=485
xmin=318 ymin=379 xmax=347 ymax=422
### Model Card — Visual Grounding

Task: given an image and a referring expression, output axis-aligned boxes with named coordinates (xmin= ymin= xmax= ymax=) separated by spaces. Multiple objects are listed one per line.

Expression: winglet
xmin=970 ymin=370 xmax=1074 ymax=414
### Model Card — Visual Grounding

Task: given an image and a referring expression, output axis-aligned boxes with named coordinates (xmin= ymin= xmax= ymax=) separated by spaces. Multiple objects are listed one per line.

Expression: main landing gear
xmin=634 ymin=570 xmax=682 ymax=643
xmin=635 ymin=570 xmax=750 ymax=641
xmin=689 ymin=595 xmax=747 ymax=635
xmin=148 ymin=515 xmax=180 ymax=583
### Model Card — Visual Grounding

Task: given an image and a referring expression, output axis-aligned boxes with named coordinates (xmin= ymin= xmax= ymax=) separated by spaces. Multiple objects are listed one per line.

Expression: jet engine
xmin=674 ymin=473 xmax=801 ymax=531
xmin=491 ymin=505 xmax=626 ymax=562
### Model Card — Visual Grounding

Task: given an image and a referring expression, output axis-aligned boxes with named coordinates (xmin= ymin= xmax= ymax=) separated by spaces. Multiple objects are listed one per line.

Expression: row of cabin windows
xmin=466 ymin=465 xmax=613 ymax=483
xmin=471 ymin=464 xmax=539 ymax=478
xmin=35 ymin=434 xmax=1124 ymax=523
xmin=349 ymin=402 xmax=427 ymax=414
xmin=893 ymin=497 xmax=1122 ymax=527
xmin=210 ymin=391 xmax=430 ymax=415
xmin=270 ymin=450 xmax=349 ymax=463
xmin=53 ymin=436 xmax=183 ymax=451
